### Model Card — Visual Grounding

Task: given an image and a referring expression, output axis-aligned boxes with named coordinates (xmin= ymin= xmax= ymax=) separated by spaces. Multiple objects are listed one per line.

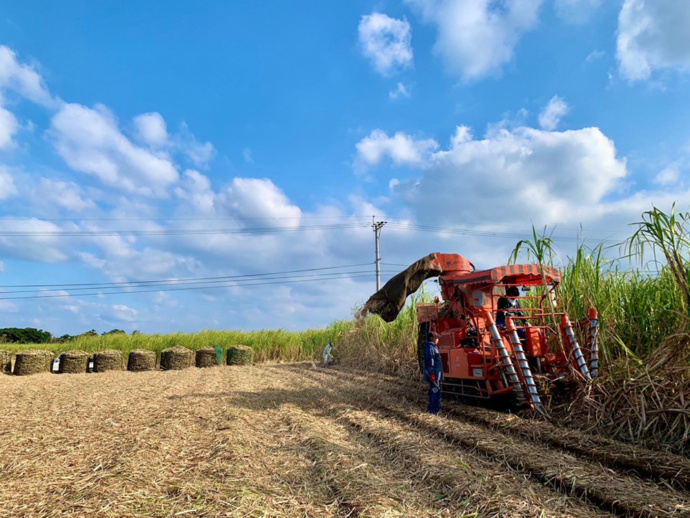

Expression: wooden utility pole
xmin=372 ymin=216 xmax=387 ymax=291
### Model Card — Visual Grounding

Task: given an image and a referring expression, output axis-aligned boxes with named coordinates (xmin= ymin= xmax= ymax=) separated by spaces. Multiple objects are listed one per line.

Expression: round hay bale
xmin=226 ymin=345 xmax=253 ymax=366
xmin=160 ymin=346 xmax=193 ymax=370
xmin=14 ymin=350 xmax=55 ymax=376
xmin=0 ymin=349 xmax=14 ymax=374
xmin=127 ymin=349 xmax=156 ymax=371
xmin=59 ymin=350 xmax=89 ymax=374
xmin=195 ymin=346 xmax=219 ymax=368
xmin=93 ymin=349 xmax=124 ymax=372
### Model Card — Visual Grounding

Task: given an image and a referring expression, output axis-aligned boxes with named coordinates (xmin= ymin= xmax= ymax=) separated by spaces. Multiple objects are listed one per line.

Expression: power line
xmin=0 ymin=216 xmax=375 ymax=222
xmin=384 ymin=221 xmax=625 ymax=245
xmin=0 ymin=262 xmax=376 ymax=289
xmin=0 ymin=223 xmax=369 ymax=237
xmin=0 ymin=270 xmax=402 ymax=301
xmin=0 ymin=269 xmax=403 ymax=295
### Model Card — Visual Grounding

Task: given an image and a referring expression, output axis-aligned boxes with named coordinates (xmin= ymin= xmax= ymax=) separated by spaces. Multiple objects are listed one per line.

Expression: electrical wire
xmin=0 ymin=269 xmax=401 ymax=295
xmin=0 ymin=223 xmax=369 ymax=237
xmin=0 ymin=270 xmax=402 ymax=301
xmin=0 ymin=262 xmax=377 ymax=289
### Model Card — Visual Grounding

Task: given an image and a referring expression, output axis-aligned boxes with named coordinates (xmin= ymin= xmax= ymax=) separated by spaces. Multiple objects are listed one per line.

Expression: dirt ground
xmin=0 ymin=364 xmax=688 ymax=517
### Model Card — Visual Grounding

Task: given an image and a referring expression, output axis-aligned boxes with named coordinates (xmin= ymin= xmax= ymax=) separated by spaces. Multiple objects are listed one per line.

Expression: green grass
xmin=0 ymin=322 xmax=354 ymax=362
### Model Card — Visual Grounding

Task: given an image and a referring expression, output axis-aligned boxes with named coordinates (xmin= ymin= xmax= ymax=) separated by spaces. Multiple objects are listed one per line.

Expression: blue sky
xmin=0 ymin=0 xmax=689 ymax=335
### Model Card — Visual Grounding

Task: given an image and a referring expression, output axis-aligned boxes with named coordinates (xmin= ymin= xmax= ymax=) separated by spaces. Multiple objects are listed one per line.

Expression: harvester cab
xmin=361 ymin=253 xmax=599 ymax=415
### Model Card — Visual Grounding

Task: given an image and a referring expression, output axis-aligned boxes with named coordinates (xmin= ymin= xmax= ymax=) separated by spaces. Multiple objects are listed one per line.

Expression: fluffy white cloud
xmin=358 ymin=13 xmax=413 ymax=76
xmin=33 ymin=178 xmax=96 ymax=212
xmin=0 ymin=105 xmax=18 ymax=149
xmin=554 ymin=0 xmax=603 ymax=24
xmin=406 ymin=0 xmax=542 ymax=81
xmin=654 ymin=166 xmax=679 ymax=186
xmin=0 ymin=167 xmax=17 ymax=199
xmin=174 ymin=169 xmax=216 ymax=214
xmin=175 ymin=122 xmax=215 ymax=167
xmin=356 ymin=129 xmax=438 ymax=169
xmin=617 ymin=0 xmax=690 ymax=81
xmin=538 ymin=95 xmax=569 ymax=130
xmin=358 ymin=122 xmax=627 ymax=226
xmin=0 ymin=219 xmax=71 ymax=263
xmin=389 ymin=82 xmax=410 ymax=100
xmin=218 ymin=178 xmax=302 ymax=225
xmin=0 ymin=46 xmax=54 ymax=107
xmin=49 ymin=103 xmax=179 ymax=197
xmin=133 ymin=112 xmax=168 ymax=147
xmin=110 ymin=304 xmax=138 ymax=322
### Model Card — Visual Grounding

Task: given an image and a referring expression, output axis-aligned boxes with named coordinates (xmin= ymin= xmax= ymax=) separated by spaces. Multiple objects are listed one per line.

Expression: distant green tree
xmin=81 ymin=329 xmax=98 ymax=337
xmin=103 ymin=329 xmax=126 ymax=335
xmin=0 ymin=327 xmax=52 ymax=343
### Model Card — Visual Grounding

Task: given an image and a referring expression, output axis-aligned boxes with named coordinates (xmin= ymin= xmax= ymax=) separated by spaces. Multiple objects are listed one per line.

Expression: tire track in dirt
xmin=336 ymin=409 xmax=611 ymax=517
xmin=264 ymin=367 xmax=608 ymax=517
xmin=279 ymin=365 xmax=690 ymax=517
xmin=302 ymin=364 xmax=690 ymax=491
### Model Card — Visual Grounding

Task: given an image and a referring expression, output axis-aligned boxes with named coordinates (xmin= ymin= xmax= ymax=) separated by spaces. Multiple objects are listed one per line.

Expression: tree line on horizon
xmin=0 ymin=328 xmax=134 ymax=344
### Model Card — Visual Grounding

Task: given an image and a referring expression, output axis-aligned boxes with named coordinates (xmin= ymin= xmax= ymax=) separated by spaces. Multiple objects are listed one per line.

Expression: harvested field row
xmin=0 ymin=363 xmax=687 ymax=517
xmin=306 ymin=364 xmax=690 ymax=491
xmin=283 ymin=365 xmax=690 ymax=517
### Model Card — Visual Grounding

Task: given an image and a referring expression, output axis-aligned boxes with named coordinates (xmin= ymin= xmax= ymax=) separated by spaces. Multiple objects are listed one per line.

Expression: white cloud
xmin=218 ymin=178 xmax=302 ymax=225
xmin=538 ymin=95 xmax=569 ymax=130
xmin=389 ymin=82 xmax=410 ymax=100
xmin=654 ymin=166 xmax=679 ymax=186
xmin=133 ymin=112 xmax=168 ymax=148
xmin=617 ymin=0 xmax=690 ymax=81
xmin=174 ymin=169 xmax=217 ymax=215
xmin=0 ymin=219 xmax=71 ymax=263
xmin=358 ymin=122 xmax=627 ymax=227
xmin=356 ymin=129 xmax=438 ymax=169
xmin=0 ymin=166 xmax=17 ymax=199
xmin=554 ymin=0 xmax=603 ymax=25
xmin=175 ymin=122 xmax=215 ymax=167
xmin=406 ymin=0 xmax=542 ymax=81
xmin=111 ymin=304 xmax=138 ymax=322
xmin=358 ymin=13 xmax=413 ymax=76
xmin=0 ymin=104 xmax=18 ymax=149
xmin=33 ymin=178 xmax=96 ymax=212
xmin=0 ymin=46 xmax=54 ymax=107
xmin=49 ymin=103 xmax=179 ymax=197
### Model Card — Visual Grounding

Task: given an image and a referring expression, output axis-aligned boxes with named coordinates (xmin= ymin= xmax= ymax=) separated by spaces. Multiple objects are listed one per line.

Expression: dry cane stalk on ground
xmin=0 ymin=364 xmax=688 ymax=517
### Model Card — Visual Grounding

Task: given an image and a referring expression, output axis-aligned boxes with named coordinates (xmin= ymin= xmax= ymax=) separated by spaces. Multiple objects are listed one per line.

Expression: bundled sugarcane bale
xmin=195 ymin=346 xmax=218 ymax=368
xmin=59 ymin=350 xmax=89 ymax=374
xmin=127 ymin=349 xmax=156 ymax=371
xmin=93 ymin=349 xmax=124 ymax=372
xmin=14 ymin=350 xmax=55 ymax=376
xmin=160 ymin=346 xmax=193 ymax=370
xmin=226 ymin=345 xmax=253 ymax=366
xmin=0 ymin=349 xmax=13 ymax=374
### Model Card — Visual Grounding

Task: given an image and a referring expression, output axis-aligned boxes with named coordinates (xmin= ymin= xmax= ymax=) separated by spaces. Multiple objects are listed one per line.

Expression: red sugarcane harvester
xmin=361 ymin=253 xmax=599 ymax=415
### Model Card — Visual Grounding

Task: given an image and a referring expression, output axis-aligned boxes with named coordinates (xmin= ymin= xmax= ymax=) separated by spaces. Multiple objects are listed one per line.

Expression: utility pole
xmin=372 ymin=216 xmax=387 ymax=291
